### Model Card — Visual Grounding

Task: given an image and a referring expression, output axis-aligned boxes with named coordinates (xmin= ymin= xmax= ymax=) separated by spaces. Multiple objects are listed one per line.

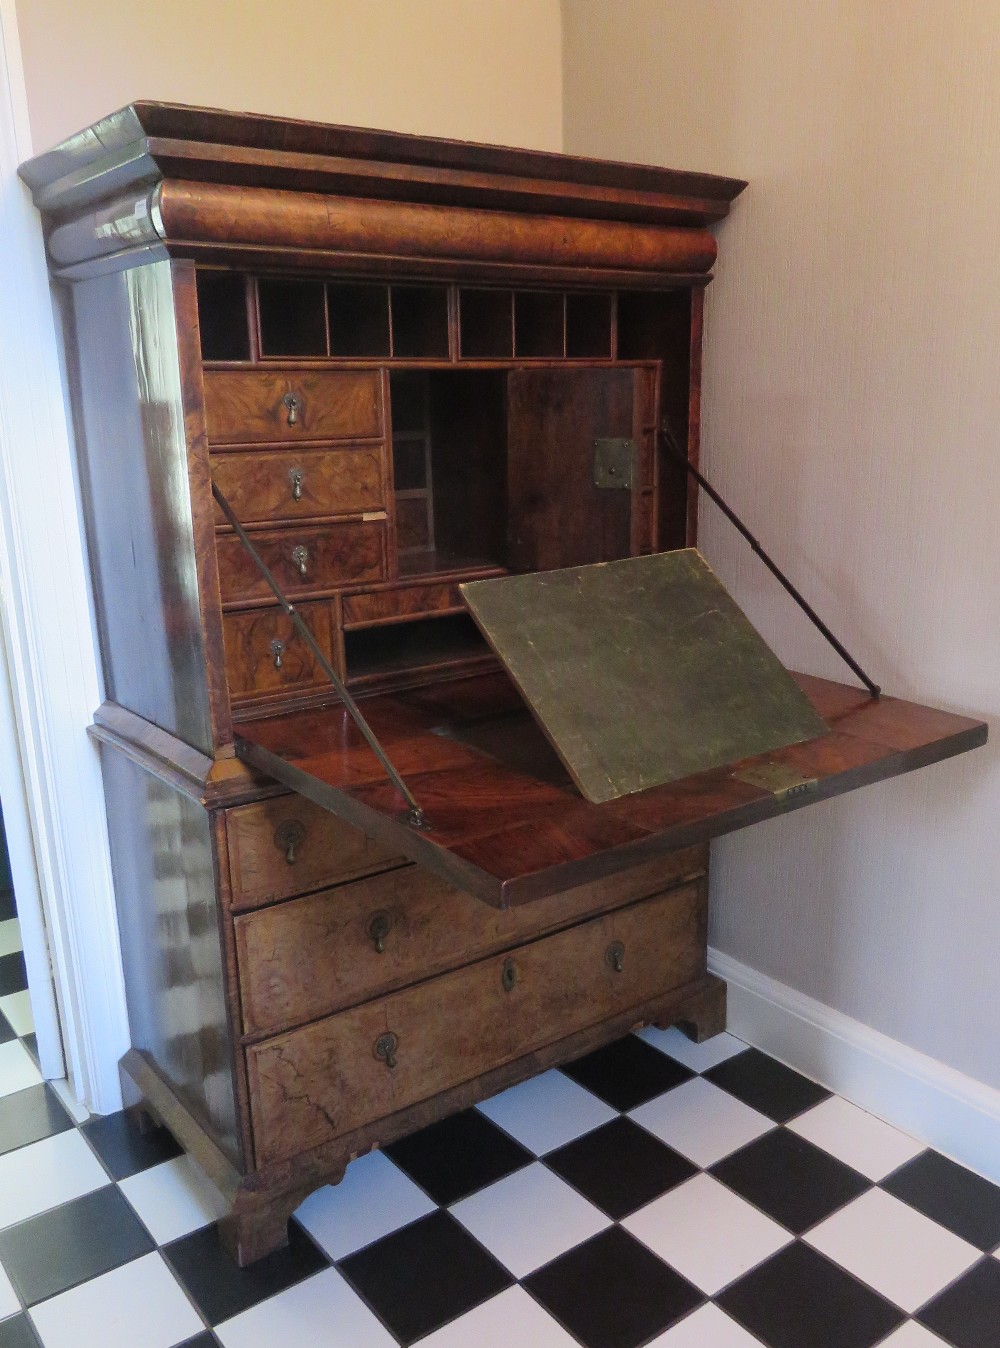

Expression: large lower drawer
xmin=225 ymin=795 xmax=406 ymax=912
xmin=246 ymin=881 xmax=705 ymax=1165
xmin=236 ymin=848 xmax=706 ymax=1037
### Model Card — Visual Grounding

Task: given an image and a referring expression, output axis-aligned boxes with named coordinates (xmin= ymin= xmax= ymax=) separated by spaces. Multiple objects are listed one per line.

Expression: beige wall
xmin=564 ymin=0 xmax=1000 ymax=1090
xmin=16 ymin=0 xmax=562 ymax=153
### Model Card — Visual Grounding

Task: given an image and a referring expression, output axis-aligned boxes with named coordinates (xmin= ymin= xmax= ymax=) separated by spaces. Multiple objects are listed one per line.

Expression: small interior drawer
xmin=211 ymin=446 xmax=386 ymax=525
xmin=236 ymin=847 xmax=706 ymax=1037
xmin=246 ymin=880 xmax=705 ymax=1164
xmin=342 ymin=582 xmax=463 ymax=627
xmin=216 ymin=521 xmax=386 ymax=603
xmin=203 ymin=369 xmax=383 ymax=444
xmin=225 ymin=795 xmax=405 ymax=911
xmin=223 ymin=602 xmax=333 ymax=699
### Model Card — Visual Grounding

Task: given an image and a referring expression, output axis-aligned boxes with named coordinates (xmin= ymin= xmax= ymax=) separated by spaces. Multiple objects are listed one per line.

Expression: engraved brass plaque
xmin=732 ymin=762 xmax=819 ymax=800
xmin=461 ymin=550 xmax=828 ymax=804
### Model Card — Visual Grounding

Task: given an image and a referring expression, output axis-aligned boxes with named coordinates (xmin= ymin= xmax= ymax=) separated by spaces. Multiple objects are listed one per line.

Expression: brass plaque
xmin=461 ymin=550 xmax=827 ymax=804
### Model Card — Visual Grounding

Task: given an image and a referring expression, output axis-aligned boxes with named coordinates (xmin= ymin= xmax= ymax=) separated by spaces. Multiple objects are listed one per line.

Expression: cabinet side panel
xmin=70 ymin=260 xmax=214 ymax=751
xmin=99 ymin=746 xmax=243 ymax=1170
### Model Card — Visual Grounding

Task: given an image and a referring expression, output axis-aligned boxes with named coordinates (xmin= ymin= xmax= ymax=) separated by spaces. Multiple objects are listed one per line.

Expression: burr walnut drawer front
xmin=211 ymin=446 xmax=386 ymax=525
xmin=216 ymin=521 xmax=386 ymax=603
xmin=225 ymin=795 xmax=406 ymax=912
xmin=235 ymin=848 xmax=706 ymax=1037
xmin=342 ymin=582 xmax=464 ymax=627
xmin=203 ymin=369 xmax=383 ymax=445
xmin=223 ymin=602 xmax=332 ymax=699
xmin=246 ymin=881 xmax=705 ymax=1165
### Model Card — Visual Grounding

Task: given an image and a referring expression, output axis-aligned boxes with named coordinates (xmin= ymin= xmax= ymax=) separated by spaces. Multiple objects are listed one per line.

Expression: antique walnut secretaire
xmin=20 ymin=104 xmax=986 ymax=1264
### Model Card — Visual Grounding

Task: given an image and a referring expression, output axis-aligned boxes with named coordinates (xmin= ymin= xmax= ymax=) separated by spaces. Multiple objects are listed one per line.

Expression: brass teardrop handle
xmin=291 ymin=544 xmax=309 ymax=579
xmin=282 ymin=392 xmax=303 ymax=426
xmin=374 ymin=1031 xmax=398 ymax=1070
xmin=289 ymin=467 xmax=304 ymax=501
xmin=606 ymin=941 xmax=625 ymax=974
xmin=270 ymin=638 xmax=285 ymax=670
xmin=273 ymin=819 xmax=306 ymax=866
xmin=501 ymin=957 xmax=517 ymax=992
xmin=367 ymin=911 xmax=392 ymax=954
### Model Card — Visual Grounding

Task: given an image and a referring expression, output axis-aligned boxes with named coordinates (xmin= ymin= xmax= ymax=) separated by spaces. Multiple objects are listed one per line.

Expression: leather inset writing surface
xmin=461 ymin=549 xmax=828 ymax=803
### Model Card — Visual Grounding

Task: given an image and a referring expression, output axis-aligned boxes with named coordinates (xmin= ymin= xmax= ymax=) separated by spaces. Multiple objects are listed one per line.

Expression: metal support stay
xmin=211 ymin=480 xmax=429 ymax=829
xmin=659 ymin=423 xmax=881 ymax=699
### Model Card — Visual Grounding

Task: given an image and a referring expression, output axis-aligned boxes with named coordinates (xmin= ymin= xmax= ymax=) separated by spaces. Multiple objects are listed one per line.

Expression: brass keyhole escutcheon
xmin=501 ymin=957 xmax=517 ymax=992
xmin=289 ymin=467 xmax=304 ymax=501
xmin=367 ymin=911 xmax=392 ymax=955
xmin=374 ymin=1031 xmax=398 ymax=1070
xmin=273 ymin=819 xmax=306 ymax=866
xmin=606 ymin=941 xmax=625 ymax=974
xmin=282 ymin=391 xmax=303 ymax=426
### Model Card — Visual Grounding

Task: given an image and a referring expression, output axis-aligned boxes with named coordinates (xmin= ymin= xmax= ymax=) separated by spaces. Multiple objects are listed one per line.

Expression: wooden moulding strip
xmin=155 ymin=182 xmax=719 ymax=279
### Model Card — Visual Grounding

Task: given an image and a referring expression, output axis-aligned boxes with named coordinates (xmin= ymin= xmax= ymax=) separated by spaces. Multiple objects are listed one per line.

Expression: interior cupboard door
xmin=507 ymin=368 xmax=639 ymax=572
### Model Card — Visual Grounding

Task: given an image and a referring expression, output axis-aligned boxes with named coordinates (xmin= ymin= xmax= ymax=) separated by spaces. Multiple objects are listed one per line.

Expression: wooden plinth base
xmin=121 ymin=972 xmax=726 ymax=1266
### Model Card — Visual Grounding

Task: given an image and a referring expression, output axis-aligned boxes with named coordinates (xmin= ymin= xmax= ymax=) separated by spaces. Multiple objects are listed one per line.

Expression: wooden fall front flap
xmin=234 ymin=664 xmax=987 ymax=909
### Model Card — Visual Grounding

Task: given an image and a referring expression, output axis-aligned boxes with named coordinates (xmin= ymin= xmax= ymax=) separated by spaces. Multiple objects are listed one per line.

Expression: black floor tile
xmin=384 ymin=1108 xmax=532 ymax=1205
xmin=340 ymin=1209 xmax=512 ymax=1344
xmin=0 ymin=1083 xmax=72 ymax=1156
xmin=0 ymin=1315 xmax=41 ymax=1348
xmin=917 ymin=1256 xmax=1000 ymax=1348
xmin=711 ymin=1128 xmax=872 ymax=1234
xmin=0 ymin=887 xmax=15 ymax=925
xmin=525 ymin=1225 xmax=702 ymax=1348
xmin=163 ymin=1221 xmax=327 ymax=1325
xmin=175 ymin=1336 xmax=220 ymax=1348
xmin=545 ymin=1115 xmax=697 ymax=1219
xmin=0 ymin=953 xmax=27 ymax=998
xmin=20 ymin=1037 xmax=37 ymax=1065
xmin=0 ymin=1013 xmax=14 ymax=1045
xmin=80 ymin=1108 xmax=182 ymax=1180
xmin=559 ymin=1035 xmax=694 ymax=1112
xmin=883 ymin=1150 xmax=1000 ymax=1251
xmin=0 ymin=1185 xmax=153 ymax=1306
xmin=705 ymin=1048 xmax=830 ymax=1122
xmin=717 ymin=1241 xmax=904 ymax=1348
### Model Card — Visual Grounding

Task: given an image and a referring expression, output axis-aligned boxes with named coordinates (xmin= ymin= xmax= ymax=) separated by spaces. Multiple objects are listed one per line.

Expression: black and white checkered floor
xmin=2 ymin=911 xmax=1000 ymax=1347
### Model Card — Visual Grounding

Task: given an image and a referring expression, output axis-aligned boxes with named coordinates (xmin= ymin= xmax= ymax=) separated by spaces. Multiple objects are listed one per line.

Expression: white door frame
xmin=0 ymin=0 xmax=130 ymax=1111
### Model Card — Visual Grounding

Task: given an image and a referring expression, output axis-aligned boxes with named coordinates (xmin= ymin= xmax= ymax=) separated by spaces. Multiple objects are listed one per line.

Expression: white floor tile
xmin=630 ymin=1077 xmax=774 ymax=1167
xmin=805 ymin=1188 xmax=980 ymax=1313
xmin=476 ymin=1068 xmax=617 ymax=1154
xmin=29 ymin=1251 xmax=203 ymax=1348
xmin=48 ymin=1077 xmax=89 ymax=1124
xmin=419 ymin=1284 xmax=580 ymax=1347
xmin=0 ymin=1039 xmax=42 ymax=1099
xmin=637 ymin=1026 xmax=746 ymax=1073
xmin=788 ymin=1095 xmax=925 ymax=1181
xmin=624 ymin=1173 xmax=792 ymax=1295
xmin=0 ymin=918 xmax=21 ymax=957
xmin=647 ymin=1302 xmax=769 ymax=1346
xmin=294 ymin=1150 xmax=435 ymax=1259
xmin=120 ymin=1154 xmax=229 ymax=1243
xmin=0 ymin=1128 xmax=109 ymax=1227
xmin=451 ymin=1161 xmax=609 ymax=1278
xmin=0 ymin=1259 xmax=19 ymax=1319
xmin=0 ymin=990 xmax=34 ymax=1038
xmin=877 ymin=1324 xmax=952 ymax=1346
xmin=215 ymin=1267 xmax=395 ymax=1348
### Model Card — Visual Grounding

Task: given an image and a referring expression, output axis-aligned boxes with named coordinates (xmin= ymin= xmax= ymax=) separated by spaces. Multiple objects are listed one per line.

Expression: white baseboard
xmin=709 ymin=948 xmax=1000 ymax=1186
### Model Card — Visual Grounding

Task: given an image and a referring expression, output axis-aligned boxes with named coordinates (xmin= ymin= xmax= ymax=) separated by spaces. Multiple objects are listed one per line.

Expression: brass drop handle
xmin=282 ymin=392 xmax=303 ymax=426
xmin=374 ymin=1031 xmax=398 ymax=1070
xmin=606 ymin=941 xmax=625 ymax=974
xmin=289 ymin=468 xmax=304 ymax=501
xmin=274 ymin=819 xmax=306 ymax=866
xmin=291 ymin=544 xmax=309 ymax=579
xmin=501 ymin=957 xmax=517 ymax=992
xmin=367 ymin=911 xmax=392 ymax=954
xmin=270 ymin=637 xmax=285 ymax=670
